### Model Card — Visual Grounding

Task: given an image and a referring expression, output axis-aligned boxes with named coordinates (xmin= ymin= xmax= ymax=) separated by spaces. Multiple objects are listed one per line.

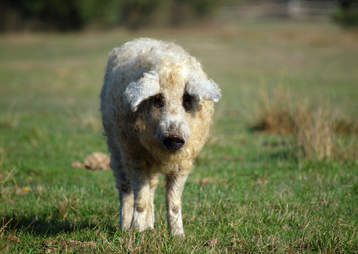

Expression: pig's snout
xmin=162 ymin=136 xmax=185 ymax=152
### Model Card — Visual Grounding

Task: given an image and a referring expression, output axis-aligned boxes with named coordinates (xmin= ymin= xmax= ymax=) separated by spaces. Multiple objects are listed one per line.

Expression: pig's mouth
xmin=162 ymin=135 xmax=185 ymax=152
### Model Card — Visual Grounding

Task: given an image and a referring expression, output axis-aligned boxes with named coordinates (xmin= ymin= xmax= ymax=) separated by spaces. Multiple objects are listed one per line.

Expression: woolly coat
xmin=100 ymin=38 xmax=220 ymax=175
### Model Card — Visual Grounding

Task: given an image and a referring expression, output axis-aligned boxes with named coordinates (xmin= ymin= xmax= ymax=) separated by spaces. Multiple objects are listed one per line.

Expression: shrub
xmin=334 ymin=0 xmax=358 ymax=27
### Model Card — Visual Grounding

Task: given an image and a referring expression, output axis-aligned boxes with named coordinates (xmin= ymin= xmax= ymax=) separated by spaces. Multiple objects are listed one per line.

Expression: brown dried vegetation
xmin=72 ymin=152 xmax=110 ymax=171
xmin=251 ymin=89 xmax=358 ymax=161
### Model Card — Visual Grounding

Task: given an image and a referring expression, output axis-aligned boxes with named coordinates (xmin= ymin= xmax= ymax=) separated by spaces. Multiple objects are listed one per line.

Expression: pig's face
xmin=152 ymin=90 xmax=194 ymax=152
xmin=124 ymin=65 xmax=220 ymax=154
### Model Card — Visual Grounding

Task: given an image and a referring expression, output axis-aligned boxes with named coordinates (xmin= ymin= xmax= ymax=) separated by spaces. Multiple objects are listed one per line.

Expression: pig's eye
xmin=152 ymin=94 xmax=165 ymax=108
xmin=183 ymin=92 xmax=194 ymax=112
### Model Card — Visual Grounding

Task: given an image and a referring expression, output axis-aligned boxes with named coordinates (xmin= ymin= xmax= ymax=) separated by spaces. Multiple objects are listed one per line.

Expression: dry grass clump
xmin=250 ymin=109 xmax=295 ymax=135
xmin=294 ymin=108 xmax=334 ymax=160
xmin=333 ymin=118 xmax=358 ymax=135
xmin=251 ymin=89 xmax=358 ymax=161
xmin=251 ymin=90 xmax=296 ymax=135
xmin=72 ymin=152 xmax=110 ymax=170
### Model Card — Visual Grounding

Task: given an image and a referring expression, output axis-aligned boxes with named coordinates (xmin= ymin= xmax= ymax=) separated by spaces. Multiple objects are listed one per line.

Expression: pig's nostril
xmin=163 ymin=136 xmax=185 ymax=151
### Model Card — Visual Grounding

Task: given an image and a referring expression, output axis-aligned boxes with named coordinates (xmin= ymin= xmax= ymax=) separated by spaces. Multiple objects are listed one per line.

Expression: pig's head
xmin=123 ymin=63 xmax=220 ymax=156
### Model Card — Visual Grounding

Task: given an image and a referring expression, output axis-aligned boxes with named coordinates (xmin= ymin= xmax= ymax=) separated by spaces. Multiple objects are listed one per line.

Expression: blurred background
xmin=1 ymin=0 xmax=358 ymax=31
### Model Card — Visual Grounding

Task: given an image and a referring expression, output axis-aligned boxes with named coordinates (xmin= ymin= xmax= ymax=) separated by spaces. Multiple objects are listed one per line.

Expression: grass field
xmin=0 ymin=20 xmax=358 ymax=253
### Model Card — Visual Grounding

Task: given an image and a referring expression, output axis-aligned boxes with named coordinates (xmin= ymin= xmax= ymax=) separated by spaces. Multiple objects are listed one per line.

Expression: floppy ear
xmin=123 ymin=70 xmax=160 ymax=112
xmin=186 ymin=77 xmax=221 ymax=103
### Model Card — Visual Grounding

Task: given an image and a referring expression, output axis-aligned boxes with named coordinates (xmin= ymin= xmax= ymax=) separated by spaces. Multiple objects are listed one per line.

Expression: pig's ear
xmin=124 ymin=70 xmax=160 ymax=112
xmin=186 ymin=77 xmax=221 ymax=103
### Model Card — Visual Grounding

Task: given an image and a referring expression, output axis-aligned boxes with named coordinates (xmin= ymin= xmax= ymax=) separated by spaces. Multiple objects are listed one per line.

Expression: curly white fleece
xmin=100 ymin=38 xmax=220 ymax=236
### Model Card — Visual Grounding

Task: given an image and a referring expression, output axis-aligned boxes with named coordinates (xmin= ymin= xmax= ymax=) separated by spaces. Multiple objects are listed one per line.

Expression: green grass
xmin=1 ymin=20 xmax=358 ymax=253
